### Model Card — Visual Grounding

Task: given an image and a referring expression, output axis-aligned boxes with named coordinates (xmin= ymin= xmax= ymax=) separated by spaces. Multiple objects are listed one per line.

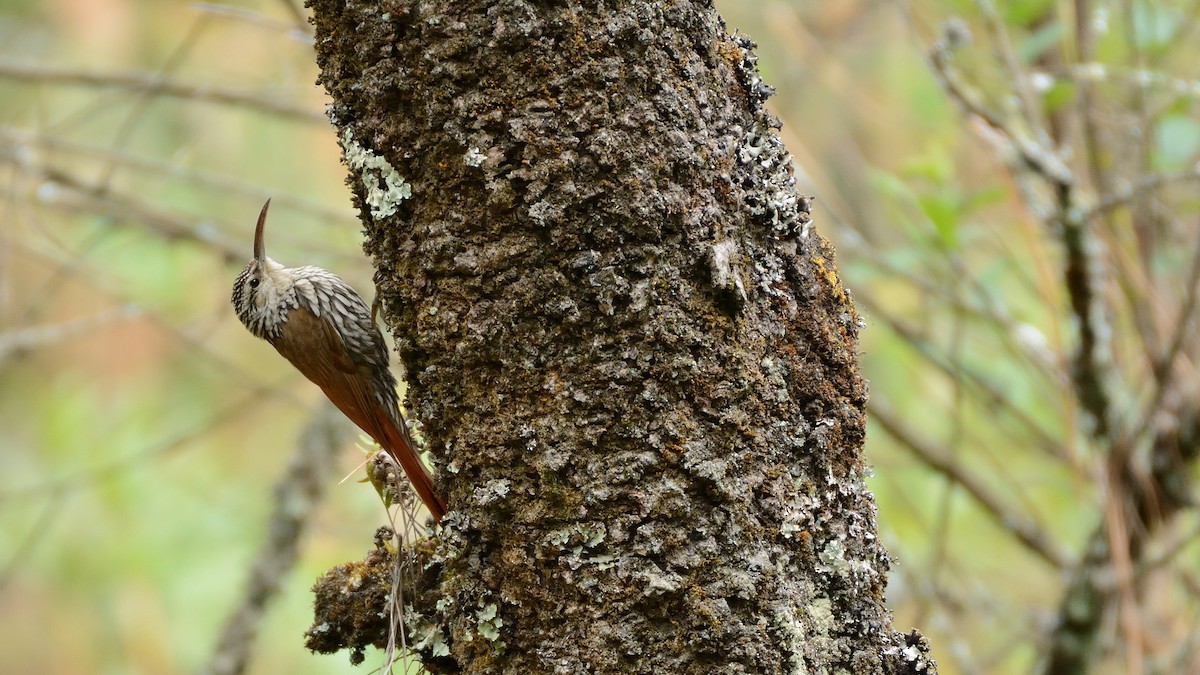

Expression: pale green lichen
xmin=771 ymin=605 xmax=809 ymax=675
xmin=806 ymin=597 xmax=835 ymax=637
xmin=819 ymin=539 xmax=852 ymax=579
xmin=780 ymin=506 xmax=806 ymax=539
xmin=476 ymin=478 xmax=511 ymax=505
xmin=406 ymin=604 xmax=450 ymax=657
xmin=342 ymin=128 xmax=411 ymax=217
xmin=546 ymin=523 xmax=607 ymax=550
xmin=547 ymin=523 xmax=612 ymax=569
xmin=477 ymin=603 xmax=504 ymax=642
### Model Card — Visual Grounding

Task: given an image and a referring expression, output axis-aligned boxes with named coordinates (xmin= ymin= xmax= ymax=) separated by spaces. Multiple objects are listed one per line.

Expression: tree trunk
xmin=306 ymin=1 xmax=933 ymax=672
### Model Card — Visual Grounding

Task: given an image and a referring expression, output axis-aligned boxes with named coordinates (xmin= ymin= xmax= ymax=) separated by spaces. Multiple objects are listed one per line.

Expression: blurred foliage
xmin=2 ymin=1 xmax=1199 ymax=674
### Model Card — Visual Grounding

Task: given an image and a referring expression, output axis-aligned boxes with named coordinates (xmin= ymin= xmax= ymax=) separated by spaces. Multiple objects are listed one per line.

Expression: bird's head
xmin=231 ymin=199 xmax=289 ymax=339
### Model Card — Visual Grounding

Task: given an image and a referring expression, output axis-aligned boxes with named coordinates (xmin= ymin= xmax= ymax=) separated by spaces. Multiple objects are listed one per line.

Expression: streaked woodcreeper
xmin=231 ymin=200 xmax=446 ymax=521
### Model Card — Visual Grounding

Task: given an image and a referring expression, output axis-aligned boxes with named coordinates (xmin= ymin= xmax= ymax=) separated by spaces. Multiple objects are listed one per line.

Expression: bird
xmin=231 ymin=199 xmax=446 ymax=522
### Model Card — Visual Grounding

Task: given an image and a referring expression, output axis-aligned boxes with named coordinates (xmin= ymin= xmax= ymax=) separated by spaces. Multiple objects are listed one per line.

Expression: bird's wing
xmin=273 ymin=306 xmax=445 ymax=520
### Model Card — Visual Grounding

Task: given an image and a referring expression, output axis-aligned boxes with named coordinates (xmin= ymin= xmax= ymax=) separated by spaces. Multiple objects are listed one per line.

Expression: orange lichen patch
xmin=810 ymin=255 xmax=847 ymax=305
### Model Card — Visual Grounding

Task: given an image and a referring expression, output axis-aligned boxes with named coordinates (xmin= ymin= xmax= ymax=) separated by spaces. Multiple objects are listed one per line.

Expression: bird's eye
xmin=249 ymin=277 xmax=260 ymax=288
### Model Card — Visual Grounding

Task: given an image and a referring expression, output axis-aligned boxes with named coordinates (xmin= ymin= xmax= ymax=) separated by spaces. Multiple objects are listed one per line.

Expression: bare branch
xmin=0 ymin=306 xmax=137 ymax=363
xmin=0 ymin=60 xmax=324 ymax=123
xmin=869 ymin=398 xmax=1070 ymax=568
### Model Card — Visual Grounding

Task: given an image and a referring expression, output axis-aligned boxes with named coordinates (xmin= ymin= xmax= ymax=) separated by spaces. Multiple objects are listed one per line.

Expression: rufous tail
xmin=379 ymin=419 xmax=447 ymax=522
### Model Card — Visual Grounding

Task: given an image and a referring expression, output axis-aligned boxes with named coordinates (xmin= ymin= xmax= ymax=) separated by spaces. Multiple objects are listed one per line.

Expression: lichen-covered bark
xmin=307 ymin=1 xmax=933 ymax=672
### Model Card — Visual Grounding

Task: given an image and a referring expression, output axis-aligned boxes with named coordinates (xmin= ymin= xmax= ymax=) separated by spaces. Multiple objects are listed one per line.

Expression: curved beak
xmin=253 ymin=198 xmax=271 ymax=262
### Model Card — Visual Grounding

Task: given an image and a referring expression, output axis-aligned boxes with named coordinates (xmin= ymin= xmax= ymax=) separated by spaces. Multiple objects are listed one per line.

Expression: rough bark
xmin=306 ymin=1 xmax=933 ymax=673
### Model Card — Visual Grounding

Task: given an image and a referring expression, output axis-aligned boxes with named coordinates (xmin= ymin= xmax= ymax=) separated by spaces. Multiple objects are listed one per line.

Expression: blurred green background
xmin=2 ymin=1 xmax=1197 ymax=674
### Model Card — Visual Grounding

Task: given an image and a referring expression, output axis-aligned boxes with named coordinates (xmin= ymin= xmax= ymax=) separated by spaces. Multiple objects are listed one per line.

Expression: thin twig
xmin=0 ymin=60 xmax=325 ymax=124
xmin=1083 ymin=165 xmax=1200 ymax=222
xmin=928 ymin=31 xmax=1073 ymax=190
xmin=869 ymin=398 xmax=1070 ymax=568
xmin=0 ymin=128 xmax=354 ymax=226
xmin=0 ymin=390 xmax=272 ymax=504
xmin=0 ymin=306 xmax=137 ymax=363
xmin=98 ymin=16 xmax=209 ymax=191
xmin=975 ymin=0 xmax=1048 ymax=146
xmin=0 ymin=153 xmax=245 ymax=261
xmin=1131 ymin=221 xmax=1200 ymax=445
xmin=860 ymin=294 xmax=1068 ymax=464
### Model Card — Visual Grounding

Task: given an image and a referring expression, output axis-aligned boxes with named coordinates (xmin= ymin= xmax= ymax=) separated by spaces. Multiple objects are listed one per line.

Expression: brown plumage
xmin=231 ymin=200 xmax=446 ymax=521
